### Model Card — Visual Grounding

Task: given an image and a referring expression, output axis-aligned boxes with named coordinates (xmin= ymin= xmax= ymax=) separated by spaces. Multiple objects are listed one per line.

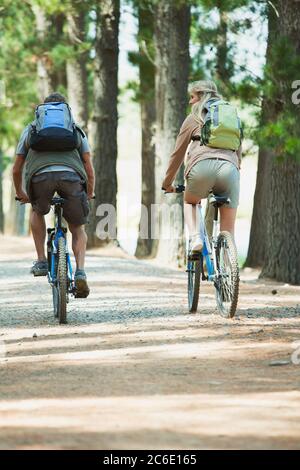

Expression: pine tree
xmin=260 ymin=0 xmax=300 ymax=284
xmin=66 ymin=1 xmax=90 ymax=131
xmin=86 ymin=0 xmax=120 ymax=247
xmin=245 ymin=2 xmax=277 ymax=267
xmin=127 ymin=0 xmax=156 ymax=258
xmin=154 ymin=0 xmax=190 ymax=265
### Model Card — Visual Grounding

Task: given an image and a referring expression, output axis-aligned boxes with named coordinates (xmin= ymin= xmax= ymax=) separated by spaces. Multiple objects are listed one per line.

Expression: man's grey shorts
xmin=186 ymin=158 xmax=240 ymax=208
xmin=30 ymin=171 xmax=89 ymax=225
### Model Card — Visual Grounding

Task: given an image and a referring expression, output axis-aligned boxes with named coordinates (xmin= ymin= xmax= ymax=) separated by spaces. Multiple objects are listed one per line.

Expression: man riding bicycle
xmin=12 ymin=92 xmax=95 ymax=298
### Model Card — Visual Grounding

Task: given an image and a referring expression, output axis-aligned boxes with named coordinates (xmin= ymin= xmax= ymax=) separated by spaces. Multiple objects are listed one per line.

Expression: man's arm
xmin=12 ymin=155 xmax=30 ymax=203
xmin=81 ymin=152 xmax=95 ymax=199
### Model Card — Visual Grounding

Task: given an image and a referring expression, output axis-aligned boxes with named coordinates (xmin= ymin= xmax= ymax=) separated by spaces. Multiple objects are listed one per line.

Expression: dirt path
xmin=0 ymin=235 xmax=300 ymax=450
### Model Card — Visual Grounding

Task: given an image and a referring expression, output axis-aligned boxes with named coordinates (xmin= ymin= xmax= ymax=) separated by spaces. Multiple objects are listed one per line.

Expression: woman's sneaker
xmin=74 ymin=270 xmax=90 ymax=298
xmin=190 ymin=233 xmax=203 ymax=253
xmin=30 ymin=260 xmax=48 ymax=276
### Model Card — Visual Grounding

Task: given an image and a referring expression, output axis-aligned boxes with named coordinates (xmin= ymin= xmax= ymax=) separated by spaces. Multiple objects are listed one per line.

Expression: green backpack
xmin=200 ymin=99 xmax=243 ymax=151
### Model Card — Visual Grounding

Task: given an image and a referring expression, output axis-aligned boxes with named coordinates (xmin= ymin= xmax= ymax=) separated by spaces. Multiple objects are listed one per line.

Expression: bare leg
xmin=219 ymin=207 xmax=237 ymax=236
xmin=30 ymin=210 xmax=46 ymax=261
xmin=184 ymin=191 xmax=201 ymax=236
xmin=68 ymin=224 xmax=87 ymax=271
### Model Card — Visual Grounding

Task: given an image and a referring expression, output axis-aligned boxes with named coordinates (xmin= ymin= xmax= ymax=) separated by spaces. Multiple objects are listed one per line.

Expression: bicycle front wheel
xmin=57 ymin=237 xmax=68 ymax=324
xmin=52 ymin=285 xmax=59 ymax=318
xmin=215 ymin=231 xmax=239 ymax=318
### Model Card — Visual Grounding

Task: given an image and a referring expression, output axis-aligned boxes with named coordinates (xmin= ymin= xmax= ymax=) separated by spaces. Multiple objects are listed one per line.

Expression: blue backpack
xmin=29 ymin=102 xmax=83 ymax=152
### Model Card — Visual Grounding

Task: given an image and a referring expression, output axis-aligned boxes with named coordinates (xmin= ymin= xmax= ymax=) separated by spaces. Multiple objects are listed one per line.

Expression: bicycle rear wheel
xmin=50 ymin=255 xmax=59 ymax=318
xmin=215 ymin=231 xmax=239 ymax=318
xmin=187 ymin=255 xmax=201 ymax=313
xmin=57 ymin=237 xmax=68 ymax=324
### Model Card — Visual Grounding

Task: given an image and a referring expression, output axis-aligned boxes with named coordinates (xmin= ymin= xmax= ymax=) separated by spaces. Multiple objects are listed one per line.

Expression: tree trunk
xmin=154 ymin=0 xmax=190 ymax=265
xmin=261 ymin=0 xmax=300 ymax=284
xmin=244 ymin=148 xmax=272 ymax=267
xmin=66 ymin=4 xmax=89 ymax=131
xmin=32 ymin=5 xmax=53 ymax=101
xmin=245 ymin=3 xmax=278 ymax=268
xmin=49 ymin=13 xmax=67 ymax=91
xmin=0 ymin=149 xmax=4 ymax=233
xmin=262 ymin=159 xmax=300 ymax=283
xmin=216 ymin=9 xmax=230 ymax=86
xmin=135 ymin=2 xmax=156 ymax=258
xmin=86 ymin=0 xmax=119 ymax=248
xmin=6 ymin=181 xmax=26 ymax=236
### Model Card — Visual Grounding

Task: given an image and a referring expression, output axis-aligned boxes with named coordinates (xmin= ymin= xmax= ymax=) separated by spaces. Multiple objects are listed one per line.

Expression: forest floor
xmin=0 ymin=235 xmax=300 ymax=450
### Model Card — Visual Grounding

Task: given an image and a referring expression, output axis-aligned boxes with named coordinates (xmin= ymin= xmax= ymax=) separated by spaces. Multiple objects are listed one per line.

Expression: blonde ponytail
xmin=188 ymin=80 xmax=222 ymax=124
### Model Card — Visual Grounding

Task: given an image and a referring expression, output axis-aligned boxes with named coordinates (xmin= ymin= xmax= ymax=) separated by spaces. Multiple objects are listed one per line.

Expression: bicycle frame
xmin=187 ymin=203 xmax=219 ymax=282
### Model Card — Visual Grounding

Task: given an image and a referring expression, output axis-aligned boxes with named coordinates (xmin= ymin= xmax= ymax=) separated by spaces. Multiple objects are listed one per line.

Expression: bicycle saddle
xmin=208 ymin=194 xmax=231 ymax=207
xmin=51 ymin=197 xmax=65 ymax=206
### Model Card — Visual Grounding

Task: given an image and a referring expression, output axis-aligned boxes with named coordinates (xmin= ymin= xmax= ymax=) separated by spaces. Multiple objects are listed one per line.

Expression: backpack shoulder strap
xmin=203 ymin=98 xmax=221 ymax=111
xmin=24 ymin=123 xmax=34 ymax=150
xmin=75 ymin=125 xmax=86 ymax=138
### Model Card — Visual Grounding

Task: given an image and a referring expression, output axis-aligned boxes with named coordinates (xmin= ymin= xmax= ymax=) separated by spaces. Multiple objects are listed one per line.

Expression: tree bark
xmin=32 ymin=5 xmax=53 ymax=101
xmin=86 ymin=0 xmax=119 ymax=247
xmin=6 ymin=181 xmax=26 ymax=236
xmin=0 ymin=149 xmax=4 ymax=233
xmin=261 ymin=0 xmax=300 ymax=284
xmin=216 ymin=8 xmax=230 ymax=85
xmin=135 ymin=2 xmax=156 ymax=258
xmin=66 ymin=4 xmax=89 ymax=131
xmin=154 ymin=0 xmax=190 ymax=265
xmin=49 ymin=13 xmax=67 ymax=92
xmin=245 ymin=3 xmax=279 ymax=268
xmin=32 ymin=6 xmax=67 ymax=100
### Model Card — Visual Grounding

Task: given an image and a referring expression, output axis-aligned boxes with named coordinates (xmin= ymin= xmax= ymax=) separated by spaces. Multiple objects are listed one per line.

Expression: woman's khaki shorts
xmin=186 ymin=158 xmax=240 ymax=208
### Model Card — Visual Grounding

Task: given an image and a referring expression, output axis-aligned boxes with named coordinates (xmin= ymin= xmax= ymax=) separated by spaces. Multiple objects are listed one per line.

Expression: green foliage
xmin=125 ymin=0 xmax=155 ymax=104
xmin=0 ymin=0 xmax=37 ymax=152
xmin=190 ymin=0 xmax=263 ymax=100
xmin=0 ymin=0 xmax=94 ymax=156
xmin=260 ymin=36 xmax=300 ymax=161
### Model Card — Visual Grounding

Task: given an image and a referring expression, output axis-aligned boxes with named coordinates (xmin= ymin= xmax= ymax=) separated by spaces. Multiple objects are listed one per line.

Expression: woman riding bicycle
xmin=162 ymin=80 xmax=242 ymax=252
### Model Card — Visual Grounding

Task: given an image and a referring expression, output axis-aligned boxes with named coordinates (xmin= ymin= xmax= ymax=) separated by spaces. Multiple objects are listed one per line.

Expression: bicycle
xmin=46 ymin=197 xmax=77 ymax=324
xmin=16 ymin=196 xmax=76 ymax=324
xmin=172 ymin=185 xmax=239 ymax=318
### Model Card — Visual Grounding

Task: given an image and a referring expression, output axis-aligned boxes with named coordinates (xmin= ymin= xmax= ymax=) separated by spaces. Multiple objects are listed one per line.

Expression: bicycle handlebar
xmin=162 ymin=184 xmax=185 ymax=194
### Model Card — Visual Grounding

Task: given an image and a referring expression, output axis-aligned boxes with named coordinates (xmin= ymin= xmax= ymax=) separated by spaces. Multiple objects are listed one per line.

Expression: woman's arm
xmin=162 ymin=115 xmax=198 ymax=191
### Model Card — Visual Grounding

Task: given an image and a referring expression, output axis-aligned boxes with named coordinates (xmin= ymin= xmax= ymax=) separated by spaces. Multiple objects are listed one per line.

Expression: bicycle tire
xmin=57 ymin=237 xmax=68 ymax=324
xmin=215 ymin=231 xmax=239 ymax=318
xmin=52 ymin=285 xmax=59 ymax=318
xmin=50 ymin=254 xmax=59 ymax=318
xmin=187 ymin=256 xmax=201 ymax=313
